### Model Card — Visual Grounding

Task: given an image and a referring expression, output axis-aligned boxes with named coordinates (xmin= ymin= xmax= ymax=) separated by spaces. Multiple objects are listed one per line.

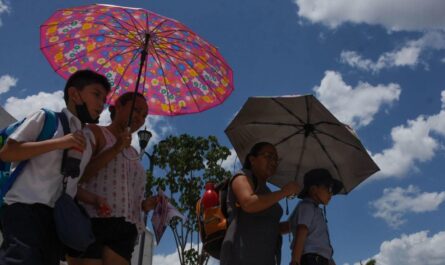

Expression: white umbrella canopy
xmin=225 ymin=95 xmax=380 ymax=194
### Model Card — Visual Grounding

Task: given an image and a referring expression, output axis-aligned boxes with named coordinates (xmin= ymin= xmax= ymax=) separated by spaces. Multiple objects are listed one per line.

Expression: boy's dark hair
xmin=63 ymin=69 xmax=111 ymax=104
xmin=109 ymin=92 xmax=146 ymax=121
xmin=243 ymin=142 xmax=273 ymax=169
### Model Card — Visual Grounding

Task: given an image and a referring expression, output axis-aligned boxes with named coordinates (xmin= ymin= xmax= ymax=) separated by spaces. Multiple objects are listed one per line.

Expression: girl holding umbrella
xmin=69 ymin=92 xmax=157 ymax=265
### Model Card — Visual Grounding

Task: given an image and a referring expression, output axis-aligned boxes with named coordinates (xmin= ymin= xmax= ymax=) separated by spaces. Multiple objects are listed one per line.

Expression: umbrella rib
xmin=271 ymin=98 xmax=306 ymax=124
xmin=154 ymin=49 xmax=202 ymax=112
xmin=108 ymin=50 xmax=141 ymax=101
xmin=46 ymin=19 xmax=141 ymax=47
xmin=148 ymin=44 xmax=174 ymax=114
xmin=248 ymin=121 xmax=304 ymax=128
xmin=40 ymin=33 xmax=137 ymax=50
xmin=149 ymin=18 xmax=170 ymax=35
xmin=103 ymin=47 xmax=141 ymax=94
xmin=58 ymin=8 xmax=141 ymax=45
xmin=313 ymin=128 xmax=363 ymax=151
xmin=150 ymin=40 xmax=224 ymax=104
xmin=53 ymin=42 xmax=136 ymax=72
xmin=87 ymin=8 xmax=141 ymax=38
xmin=311 ymin=132 xmax=343 ymax=185
xmin=156 ymin=35 xmax=232 ymax=70
xmin=153 ymin=41 xmax=229 ymax=86
xmin=274 ymin=127 xmax=306 ymax=146
xmin=123 ymin=8 xmax=146 ymax=38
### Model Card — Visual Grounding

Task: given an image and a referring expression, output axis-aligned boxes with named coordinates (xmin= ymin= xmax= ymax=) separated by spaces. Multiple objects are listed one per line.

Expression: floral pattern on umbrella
xmin=40 ymin=4 xmax=233 ymax=116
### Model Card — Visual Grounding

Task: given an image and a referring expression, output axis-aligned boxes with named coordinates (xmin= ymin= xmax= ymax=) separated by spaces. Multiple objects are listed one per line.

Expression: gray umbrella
xmin=225 ymin=95 xmax=380 ymax=194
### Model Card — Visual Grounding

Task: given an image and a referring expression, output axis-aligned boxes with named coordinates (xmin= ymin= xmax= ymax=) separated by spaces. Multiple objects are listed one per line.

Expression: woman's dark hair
xmin=63 ymin=69 xmax=111 ymax=104
xmin=109 ymin=92 xmax=146 ymax=120
xmin=243 ymin=142 xmax=274 ymax=169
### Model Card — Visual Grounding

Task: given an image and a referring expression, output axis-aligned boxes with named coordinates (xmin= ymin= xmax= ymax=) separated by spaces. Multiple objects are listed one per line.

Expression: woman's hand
xmin=281 ymin=181 xmax=300 ymax=197
xmin=112 ymin=129 xmax=132 ymax=153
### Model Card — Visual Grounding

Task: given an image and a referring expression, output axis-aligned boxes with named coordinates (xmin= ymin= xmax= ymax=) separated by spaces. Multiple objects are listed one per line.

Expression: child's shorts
xmin=301 ymin=253 xmax=329 ymax=265
xmin=67 ymin=217 xmax=138 ymax=262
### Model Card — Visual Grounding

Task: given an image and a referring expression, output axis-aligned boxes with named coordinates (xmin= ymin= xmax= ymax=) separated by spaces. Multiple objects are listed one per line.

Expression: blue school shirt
xmin=289 ymin=198 xmax=333 ymax=260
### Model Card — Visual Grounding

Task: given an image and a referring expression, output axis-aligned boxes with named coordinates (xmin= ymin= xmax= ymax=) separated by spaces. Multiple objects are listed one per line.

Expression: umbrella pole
xmin=127 ymin=33 xmax=150 ymax=127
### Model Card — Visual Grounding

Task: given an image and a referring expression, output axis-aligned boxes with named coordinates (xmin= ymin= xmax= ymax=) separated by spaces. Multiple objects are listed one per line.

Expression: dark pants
xmin=301 ymin=253 xmax=329 ymax=265
xmin=0 ymin=203 xmax=61 ymax=265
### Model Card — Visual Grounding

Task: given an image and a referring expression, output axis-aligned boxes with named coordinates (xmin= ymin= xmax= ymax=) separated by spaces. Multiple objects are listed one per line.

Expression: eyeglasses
xmin=257 ymin=152 xmax=282 ymax=164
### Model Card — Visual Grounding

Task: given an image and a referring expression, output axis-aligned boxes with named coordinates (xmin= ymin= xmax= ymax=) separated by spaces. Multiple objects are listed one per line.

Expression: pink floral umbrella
xmin=40 ymin=4 xmax=233 ymax=119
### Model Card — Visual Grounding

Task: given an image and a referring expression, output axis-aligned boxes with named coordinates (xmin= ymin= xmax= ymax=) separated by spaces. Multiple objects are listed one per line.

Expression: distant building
xmin=0 ymin=106 xmax=16 ymax=128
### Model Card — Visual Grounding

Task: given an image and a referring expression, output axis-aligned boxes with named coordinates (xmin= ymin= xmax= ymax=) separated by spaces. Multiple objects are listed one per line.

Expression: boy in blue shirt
xmin=0 ymin=69 xmax=110 ymax=265
xmin=289 ymin=168 xmax=343 ymax=265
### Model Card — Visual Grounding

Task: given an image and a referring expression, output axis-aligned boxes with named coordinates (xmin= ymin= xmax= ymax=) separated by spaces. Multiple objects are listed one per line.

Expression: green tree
xmin=146 ymin=134 xmax=232 ymax=265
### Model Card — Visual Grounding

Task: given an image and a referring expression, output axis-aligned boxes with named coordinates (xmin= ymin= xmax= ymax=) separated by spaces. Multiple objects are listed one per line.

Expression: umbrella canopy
xmin=225 ymin=95 xmax=380 ymax=194
xmin=40 ymin=4 xmax=233 ymax=116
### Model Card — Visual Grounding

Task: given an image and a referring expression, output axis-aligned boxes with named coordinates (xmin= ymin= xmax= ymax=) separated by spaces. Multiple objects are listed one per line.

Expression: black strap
xmin=57 ymin=112 xmax=71 ymax=191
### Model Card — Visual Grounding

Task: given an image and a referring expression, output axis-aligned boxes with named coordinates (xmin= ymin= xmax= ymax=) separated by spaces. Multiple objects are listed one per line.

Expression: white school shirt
xmin=4 ymin=108 xmax=95 ymax=207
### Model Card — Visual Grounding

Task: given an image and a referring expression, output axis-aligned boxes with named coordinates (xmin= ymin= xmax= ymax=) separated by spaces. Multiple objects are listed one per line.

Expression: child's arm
xmin=290 ymin=224 xmax=309 ymax=265
xmin=81 ymin=125 xmax=131 ymax=182
xmin=0 ymin=131 xmax=85 ymax=162
xmin=231 ymin=174 xmax=300 ymax=213
xmin=76 ymin=187 xmax=111 ymax=217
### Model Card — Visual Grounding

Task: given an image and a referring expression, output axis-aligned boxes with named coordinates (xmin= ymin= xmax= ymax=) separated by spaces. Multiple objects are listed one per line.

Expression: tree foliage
xmin=146 ymin=134 xmax=232 ymax=265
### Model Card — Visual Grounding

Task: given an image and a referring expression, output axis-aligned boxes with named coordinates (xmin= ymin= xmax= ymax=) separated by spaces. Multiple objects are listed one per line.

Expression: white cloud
xmin=4 ymin=90 xmax=65 ymax=120
xmin=152 ymin=249 xmax=218 ymax=265
xmin=371 ymin=93 xmax=445 ymax=178
xmin=442 ymin=90 xmax=445 ymax=109
xmin=220 ymin=147 xmax=242 ymax=173
xmin=313 ymin=71 xmax=401 ymax=128
xmin=0 ymin=0 xmax=10 ymax=27
xmin=352 ymin=230 xmax=445 ymax=265
xmin=371 ymin=185 xmax=445 ymax=228
xmin=341 ymin=31 xmax=445 ymax=72
xmin=0 ymin=74 xmax=17 ymax=95
xmin=294 ymin=0 xmax=445 ymax=31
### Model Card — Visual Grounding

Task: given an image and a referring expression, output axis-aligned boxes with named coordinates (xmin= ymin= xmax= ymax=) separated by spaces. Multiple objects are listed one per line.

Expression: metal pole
xmin=137 ymin=152 xmax=155 ymax=265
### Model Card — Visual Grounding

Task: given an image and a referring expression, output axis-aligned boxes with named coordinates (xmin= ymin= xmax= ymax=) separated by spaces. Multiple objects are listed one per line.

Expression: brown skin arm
xmin=231 ymin=174 xmax=289 ymax=213
xmin=291 ymin=224 xmax=309 ymax=265
xmin=0 ymin=131 xmax=86 ymax=162
xmin=76 ymin=187 xmax=112 ymax=217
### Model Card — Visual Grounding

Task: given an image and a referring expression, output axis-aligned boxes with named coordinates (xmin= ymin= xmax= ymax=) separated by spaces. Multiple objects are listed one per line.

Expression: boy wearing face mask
xmin=0 ymin=69 xmax=110 ymax=265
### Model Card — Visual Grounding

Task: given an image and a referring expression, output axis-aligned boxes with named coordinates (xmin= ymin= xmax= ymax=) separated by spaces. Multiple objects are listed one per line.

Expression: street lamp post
xmin=137 ymin=128 xmax=155 ymax=265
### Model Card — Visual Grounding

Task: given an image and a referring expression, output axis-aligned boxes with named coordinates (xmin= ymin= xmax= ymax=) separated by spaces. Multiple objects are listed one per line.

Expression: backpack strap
xmin=57 ymin=111 xmax=71 ymax=192
xmin=0 ymin=109 xmax=59 ymax=198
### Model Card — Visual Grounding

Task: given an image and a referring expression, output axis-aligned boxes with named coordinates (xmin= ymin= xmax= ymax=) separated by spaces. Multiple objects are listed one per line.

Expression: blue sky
xmin=1 ymin=0 xmax=445 ymax=264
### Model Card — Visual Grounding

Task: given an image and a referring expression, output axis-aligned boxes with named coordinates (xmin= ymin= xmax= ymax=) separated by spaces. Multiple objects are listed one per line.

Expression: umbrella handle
xmin=127 ymin=33 xmax=150 ymax=127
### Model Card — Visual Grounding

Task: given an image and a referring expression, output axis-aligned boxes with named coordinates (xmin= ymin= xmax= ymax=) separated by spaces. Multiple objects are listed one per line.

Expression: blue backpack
xmin=0 ymin=109 xmax=59 ymax=202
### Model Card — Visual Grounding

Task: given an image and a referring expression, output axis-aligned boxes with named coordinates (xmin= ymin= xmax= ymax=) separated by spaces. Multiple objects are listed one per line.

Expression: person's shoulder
xmin=85 ymin=124 xmax=105 ymax=153
xmin=297 ymin=199 xmax=317 ymax=212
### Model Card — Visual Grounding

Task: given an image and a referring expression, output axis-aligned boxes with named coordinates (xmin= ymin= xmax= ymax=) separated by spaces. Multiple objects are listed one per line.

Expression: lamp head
xmin=137 ymin=127 xmax=152 ymax=150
